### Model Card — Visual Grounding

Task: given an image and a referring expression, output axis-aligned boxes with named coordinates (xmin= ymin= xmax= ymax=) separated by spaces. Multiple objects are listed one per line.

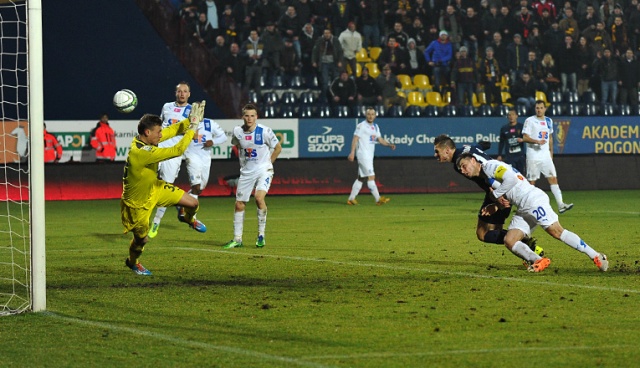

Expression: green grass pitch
xmin=2 ymin=190 xmax=640 ymax=367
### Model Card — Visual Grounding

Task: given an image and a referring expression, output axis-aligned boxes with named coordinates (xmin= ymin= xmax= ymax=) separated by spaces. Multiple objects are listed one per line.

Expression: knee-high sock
xmin=484 ymin=229 xmax=507 ymax=244
xmin=560 ymin=229 xmax=598 ymax=259
xmin=550 ymin=184 xmax=564 ymax=206
xmin=234 ymin=210 xmax=245 ymax=241
xmin=257 ymin=208 xmax=267 ymax=236
xmin=349 ymin=180 xmax=363 ymax=201
xmin=367 ymin=180 xmax=380 ymax=201
xmin=128 ymin=238 xmax=145 ymax=265
xmin=510 ymin=241 xmax=540 ymax=263
xmin=153 ymin=207 xmax=167 ymax=224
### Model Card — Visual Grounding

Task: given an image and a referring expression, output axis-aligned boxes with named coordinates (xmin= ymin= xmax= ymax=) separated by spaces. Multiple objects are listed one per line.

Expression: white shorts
xmin=357 ymin=156 xmax=375 ymax=178
xmin=158 ymin=156 xmax=183 ymax=183
xmin=236 ymin=169 xmax=274 ymax=202
xmin=508 ymin=188 xmax=559 ymax=237
xmin=526 ymin=157 xmax=557 ymax=182
xmin=186 ymin=155 xmax=211 ymax=188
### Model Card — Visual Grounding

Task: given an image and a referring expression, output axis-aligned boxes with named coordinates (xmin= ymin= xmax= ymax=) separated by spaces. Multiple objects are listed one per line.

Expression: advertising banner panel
xmin=41 ymin=118 xmax=299 ymax=162
xmin=551 ymin=116 xmax=640 ymax=154
xmin=299 ymin=117 xmax=504 ymax=158
xmin=34 ymin=116 xmax=640 ymax=163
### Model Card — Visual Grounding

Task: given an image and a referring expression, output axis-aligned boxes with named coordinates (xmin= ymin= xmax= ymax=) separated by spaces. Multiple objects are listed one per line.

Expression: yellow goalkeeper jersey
xmin=121 ymin=119 xmax=194 ymax=208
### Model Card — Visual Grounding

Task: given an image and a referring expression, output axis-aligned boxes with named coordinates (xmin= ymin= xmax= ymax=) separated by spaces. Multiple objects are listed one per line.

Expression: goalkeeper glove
xmin=189 ymin=101 xmax=206 ymax=132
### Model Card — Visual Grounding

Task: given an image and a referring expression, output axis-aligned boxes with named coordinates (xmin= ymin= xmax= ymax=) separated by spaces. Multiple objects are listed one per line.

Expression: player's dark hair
xmin=434 ymin=134 xmax=455 ymax=149
xmin=455 ymin=152 xmax=475 ymax=169
xmin=535 ymin=99 xmax=545 ymax=106
xmin=138 ymin=114 xmax=163 ymax=135
xmin=242 ymin=103 xmax=258 ymax=114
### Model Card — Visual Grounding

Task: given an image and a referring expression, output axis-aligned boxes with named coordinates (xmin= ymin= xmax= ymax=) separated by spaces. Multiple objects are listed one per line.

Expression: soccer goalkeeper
xmin=120 ymin=102 xmax=206 ymax=276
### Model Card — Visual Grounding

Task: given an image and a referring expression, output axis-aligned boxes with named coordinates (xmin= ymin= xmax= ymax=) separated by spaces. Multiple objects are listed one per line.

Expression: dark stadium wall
xmin=31 ymin=155 xmax=640 ymax=201
xmin=42 ymin=0 xmax=224 ymax=120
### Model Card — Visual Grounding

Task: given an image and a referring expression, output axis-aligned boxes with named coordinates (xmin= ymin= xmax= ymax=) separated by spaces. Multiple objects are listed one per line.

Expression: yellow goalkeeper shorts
xmin=121 ymin=182 xmax=185 ymax=238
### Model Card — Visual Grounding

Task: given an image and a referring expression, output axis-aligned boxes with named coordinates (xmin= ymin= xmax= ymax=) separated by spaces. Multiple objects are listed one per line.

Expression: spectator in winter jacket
xmin=593 ymin=48 xmax=620 ymax=104
xmin=450 ymin=46 xmax=477 ymax=106
xmin=356 ymin=66 xmax=383 ymax=106
xmin=376 ymin=65 xmax=407 ymax=110
xmin=90 ymin=114 xmax=116 ymax=161
xmin=477 ymin=46 xmax=502 ymax=105
xmin=510 ymin=72 xmax=538 ymax=110
xmin=330 ymin=70 xmax=357 ymax=108
xmin=339 ymin=22 xmax=363 ymax=78
xmin=424 ymin=30 xmax=453 ymax=92
xmin=557 ymin=35 xmax=580 ymax=93
xmin=261 ymin=22 xmax=285 ymax=85
xmin=506 ymin=34 xmax=528 ymax=84
xmin=241 ymin=30 xmax=264 ymax=94
xmin=312 ymin=28 xmax=344 ymax=90
xmin=406 ymin=38 xmax=427 ymax=76
xmin=617 ymin=48 xmax=640 ymax=105
xmin=439 ymin=5 xmax=462 ymax=50
xmin=378 ymin=36 xmax=410 ymax=75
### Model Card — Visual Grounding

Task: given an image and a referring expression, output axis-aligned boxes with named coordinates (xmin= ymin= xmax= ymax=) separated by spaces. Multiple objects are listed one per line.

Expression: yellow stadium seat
xmin=368 ymin=47 xmax=382 ymax=62
xmin=535 ymin=90 xmax=550 ymax=106
xmin=501 ymin=74 xmax=510 ymax=91
xmin=396 ymin=74 xmax=414 ymax=93
xmin=501 ymin=91 xmax=514 ymax=107
xmin=472 ymin=92 xmax=487 ymax=107
xmin=426 ymin=91 xmax=448 ymax=107
xmin=443 ymin=91 xmax=452 ymax=105
xmin=412 ymin=74 xmax=432 ymax=92
xmin=365 ymin=62 xmax=380 ymax=78
xmin=407 ymin=91 xmax=429 ymax=107
xmin=346 ymin=62 xmax=362 ymax=77
xmin=355 ymin=48 xmax=371 ymax=63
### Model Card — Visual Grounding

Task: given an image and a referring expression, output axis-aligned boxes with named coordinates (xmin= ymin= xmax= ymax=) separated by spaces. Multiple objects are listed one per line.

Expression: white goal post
xmin=0 ymin=0 xmax=45 ymax=315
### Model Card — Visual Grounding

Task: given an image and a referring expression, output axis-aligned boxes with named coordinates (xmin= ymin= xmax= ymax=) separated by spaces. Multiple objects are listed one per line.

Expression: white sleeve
xmin=208 ymin=121 xmax=228 ymax=145
xmin=486 ymin=161 xmax=520 ymax=199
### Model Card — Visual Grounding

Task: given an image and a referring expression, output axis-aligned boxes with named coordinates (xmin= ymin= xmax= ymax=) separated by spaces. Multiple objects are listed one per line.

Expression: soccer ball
xmin=113 ymin=89 xmax=138 ymax=113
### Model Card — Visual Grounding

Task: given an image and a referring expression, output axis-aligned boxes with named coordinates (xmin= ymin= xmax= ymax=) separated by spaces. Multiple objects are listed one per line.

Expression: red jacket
xmin=44 ymin=129 xmax=63 ymax=163
xmin=90 ymin=121 xmax=116 ymax=161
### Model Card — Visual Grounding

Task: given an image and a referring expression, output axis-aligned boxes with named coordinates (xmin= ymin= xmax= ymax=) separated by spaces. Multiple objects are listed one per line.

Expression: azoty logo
xmin=308 ymin=126 xmax=345 ymax=152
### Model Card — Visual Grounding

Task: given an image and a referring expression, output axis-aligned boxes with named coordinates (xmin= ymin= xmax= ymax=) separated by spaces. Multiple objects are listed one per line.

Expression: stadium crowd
xmin=171 ymin=0 xmax=640 ymax=113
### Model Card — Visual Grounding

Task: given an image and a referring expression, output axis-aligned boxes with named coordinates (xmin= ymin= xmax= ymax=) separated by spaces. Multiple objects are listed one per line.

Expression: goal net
xmin=0 ymin=0 xmax=45 ymax=316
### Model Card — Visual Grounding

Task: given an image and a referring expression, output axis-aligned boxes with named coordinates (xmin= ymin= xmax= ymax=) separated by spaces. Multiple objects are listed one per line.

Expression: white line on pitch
xmin=300 ymin=344 xmax=634 ymax=360
xmin=176 ymin=248 xmax=640 ymax=295
xmin=43 ymin=312 xmax=336 ymax=368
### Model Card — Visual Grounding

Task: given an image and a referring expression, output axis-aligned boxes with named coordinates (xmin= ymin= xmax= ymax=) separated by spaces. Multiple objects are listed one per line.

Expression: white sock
xmin=189 ymin=192 xmax=198 ymax=199
xmin=511 ymin=241 xmax=541 ymax=263
xmin=233 ymin=210 xmax=245 ymax=242
xmin=550 ymin=184 xmax=564 ymax=206
xmin=153 ymin=207 xmax=167 ymax=224
xmin=349 ymin=180 xmax=362 ymax=201
xmin=257 ymin=208 xmax=267 ymax=236
xmin=560 ymin=229 xmax=598 ymax=259
xmin=367 ymin=180 xmax=380 ymax=201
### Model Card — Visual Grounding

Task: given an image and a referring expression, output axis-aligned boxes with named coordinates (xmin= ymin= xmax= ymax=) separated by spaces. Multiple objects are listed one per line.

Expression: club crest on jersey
xmin=256 ymin=133 xmax=262 ymax=141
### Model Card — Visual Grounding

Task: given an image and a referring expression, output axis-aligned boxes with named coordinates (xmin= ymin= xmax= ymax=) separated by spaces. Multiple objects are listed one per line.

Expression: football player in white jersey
xmin=223 ymin=104 xmax=282 ymax=249
xmin=456 ymin=152 xmax=608 ymax=273
xmin=149 ymin=82 xmax=202 ymax=238
xmin=522 ymin=100 xmax=573 ymax=214
xmin=182 ymin=117 xmax=227 ymax=215
xmin=347 ymin=106 xmax=396 ymax=205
